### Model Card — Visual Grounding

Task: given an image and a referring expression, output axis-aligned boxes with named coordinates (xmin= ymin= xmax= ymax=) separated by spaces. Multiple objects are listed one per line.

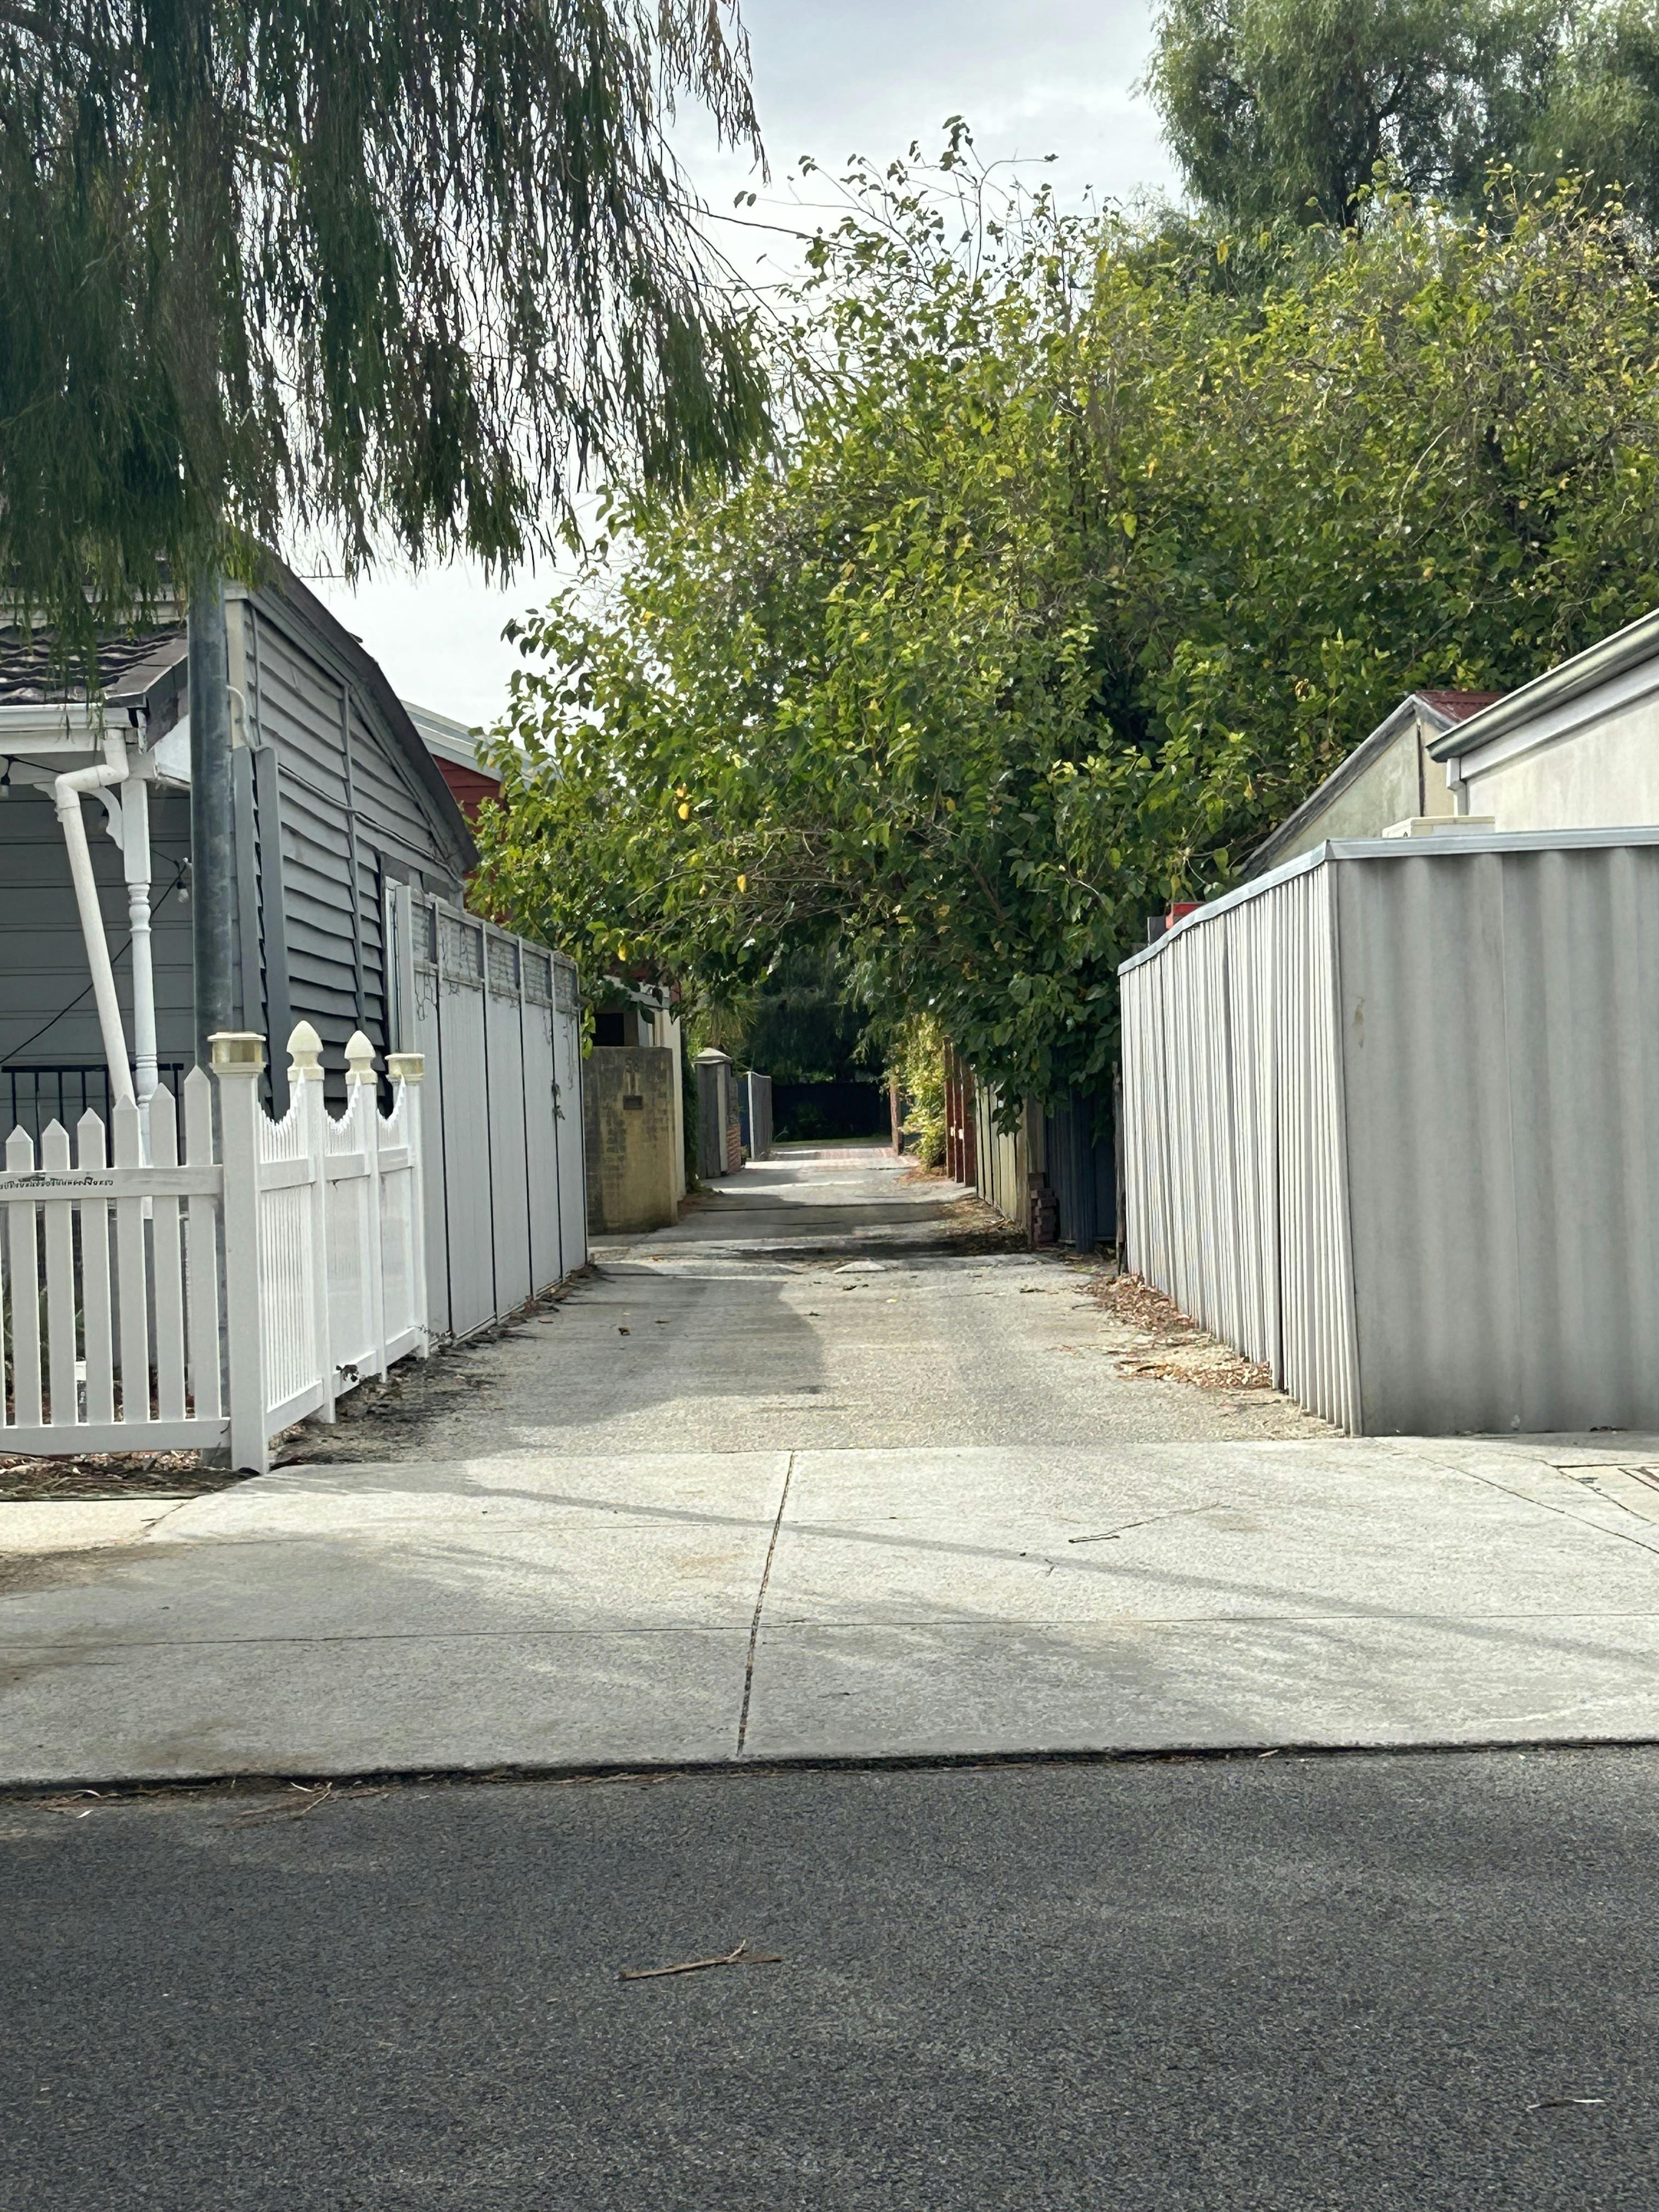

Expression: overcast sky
xmin=309 ymin=1 xmax=1176 ymax=729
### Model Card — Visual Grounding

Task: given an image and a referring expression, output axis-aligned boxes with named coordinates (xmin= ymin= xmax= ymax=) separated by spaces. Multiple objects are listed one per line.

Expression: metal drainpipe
xmin=52 ymin=732 xmax=136 ymax=1108
xmin=188 ymin=570 xmax=236 ymax=1069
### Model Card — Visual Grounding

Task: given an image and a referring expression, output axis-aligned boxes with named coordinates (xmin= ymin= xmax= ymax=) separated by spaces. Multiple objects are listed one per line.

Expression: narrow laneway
xmin=4 ymin=1148 xmax=1659 ymax=1785
xmin=386 ymin=1147 xmax=1325 ymax=1459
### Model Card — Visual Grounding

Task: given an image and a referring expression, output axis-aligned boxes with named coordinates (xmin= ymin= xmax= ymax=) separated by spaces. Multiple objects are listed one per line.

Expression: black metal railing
xmin=2 ymin=1063 xmax=189 ymax=1146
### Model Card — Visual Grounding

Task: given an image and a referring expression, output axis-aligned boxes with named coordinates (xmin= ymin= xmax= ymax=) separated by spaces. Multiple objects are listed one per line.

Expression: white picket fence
xmin=1 ymin=1025 xmax=426 ymax=1474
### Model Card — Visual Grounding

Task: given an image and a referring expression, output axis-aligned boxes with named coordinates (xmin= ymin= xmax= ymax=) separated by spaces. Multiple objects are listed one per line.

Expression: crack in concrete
xmin=1407 ymin=1447 xmax=1659 ymax=1565
xmin=737 ymin=1452 xmax=794 ymax=1757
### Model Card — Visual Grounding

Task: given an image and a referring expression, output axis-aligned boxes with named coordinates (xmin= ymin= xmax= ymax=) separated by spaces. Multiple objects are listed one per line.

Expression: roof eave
xmin=1427 ymin=606 xmax=1659 ymax=762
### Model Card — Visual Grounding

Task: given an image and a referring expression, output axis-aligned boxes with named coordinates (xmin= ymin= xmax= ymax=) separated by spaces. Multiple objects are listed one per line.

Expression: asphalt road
xmin=5 ymin=1748 xmax=1655 ymax=2210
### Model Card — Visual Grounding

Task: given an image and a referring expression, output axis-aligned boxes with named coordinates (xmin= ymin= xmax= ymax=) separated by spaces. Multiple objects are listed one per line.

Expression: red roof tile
xmin=1418 ymin=688 xmax=1504 ymax=722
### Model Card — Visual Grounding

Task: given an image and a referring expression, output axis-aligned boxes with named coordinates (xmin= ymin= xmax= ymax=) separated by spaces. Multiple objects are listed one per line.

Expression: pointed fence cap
xmin=345 ymin=1030 xmax=378 ymax=1086
xmin=286 ymin=1022 xmax=324 ymax=1082
xmin=211 ymin=1032 xmax=266 ymax=1077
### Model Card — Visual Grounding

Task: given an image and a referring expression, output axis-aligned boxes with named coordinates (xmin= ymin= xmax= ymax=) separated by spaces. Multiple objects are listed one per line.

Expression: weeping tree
xmin=1144 ymin=0 xmax=1659 ymax=230
xmin=0 ymin=0 xmax=768 ymax=1057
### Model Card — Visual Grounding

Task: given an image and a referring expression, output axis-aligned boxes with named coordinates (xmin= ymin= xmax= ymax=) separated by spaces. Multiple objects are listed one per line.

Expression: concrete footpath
xmin=4 ymin=1150 xmax=1659 ymax=1785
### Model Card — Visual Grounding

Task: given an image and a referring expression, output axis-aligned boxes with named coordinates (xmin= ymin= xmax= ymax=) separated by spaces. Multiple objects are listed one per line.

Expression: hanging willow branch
xmin=0 ymin=0 xmax=770 ymax=654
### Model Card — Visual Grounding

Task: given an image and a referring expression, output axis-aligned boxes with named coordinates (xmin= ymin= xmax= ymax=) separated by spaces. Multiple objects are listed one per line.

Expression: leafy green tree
xmin=1533 ymin=3 xmax=1659 ymax=217
xmin=896 ymin=1013 xmax=947 ymax=1168
xmin=0 ymin=1 xmax=768 ymax=653
xmin=735 ymin=950 xmax=873 ymax=1086
xmin=477 ymin=145 xmax=1659 ymax=1113
xmin=1142 ymin=0 xmax=1659 ymax=226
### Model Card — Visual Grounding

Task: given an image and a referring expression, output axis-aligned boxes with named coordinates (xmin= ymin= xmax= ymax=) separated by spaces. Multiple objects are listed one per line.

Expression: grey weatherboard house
xmin=0 ymin=555 xmax=476 ymax=1137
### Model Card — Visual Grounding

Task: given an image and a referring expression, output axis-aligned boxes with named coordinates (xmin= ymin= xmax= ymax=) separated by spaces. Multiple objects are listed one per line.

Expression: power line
xmin=0 ymin=855 xmax=190 ymax=1068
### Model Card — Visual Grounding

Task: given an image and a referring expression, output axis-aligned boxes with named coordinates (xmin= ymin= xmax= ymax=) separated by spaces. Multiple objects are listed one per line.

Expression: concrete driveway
xmin=4 ymin=1149 xmax=1659 ymax=1784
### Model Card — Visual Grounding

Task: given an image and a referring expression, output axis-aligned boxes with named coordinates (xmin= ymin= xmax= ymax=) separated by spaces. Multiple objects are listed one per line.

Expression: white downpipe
xmin=52 ymin=733 xmax=136 ymax=1109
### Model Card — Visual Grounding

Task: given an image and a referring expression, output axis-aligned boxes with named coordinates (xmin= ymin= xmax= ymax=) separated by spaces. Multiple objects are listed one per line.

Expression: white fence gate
xmin=386 ymin=887 xmax=585 ymax=1339
xmin=2 ymin=1026 xmax=427 ymax=1474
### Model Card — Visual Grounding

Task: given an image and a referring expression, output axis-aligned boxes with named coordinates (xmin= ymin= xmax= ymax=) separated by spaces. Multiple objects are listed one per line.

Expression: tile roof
xmin=1417 ymin=688 xmax=1504 ymax=723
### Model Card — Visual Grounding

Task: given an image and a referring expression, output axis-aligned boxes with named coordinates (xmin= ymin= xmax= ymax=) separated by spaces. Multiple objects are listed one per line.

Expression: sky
xmin=308 ymin=0 xmax=1177 ymax=730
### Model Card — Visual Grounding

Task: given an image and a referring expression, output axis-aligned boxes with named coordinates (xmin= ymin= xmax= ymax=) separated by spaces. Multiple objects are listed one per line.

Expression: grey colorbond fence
xmin=739 ymin=1071 xmax=773 ymax=1160
xmin=386 ymin=887 xmax=585 ymax=1340
xmin=1121 ymin=826 xmax=1659 ymax=1436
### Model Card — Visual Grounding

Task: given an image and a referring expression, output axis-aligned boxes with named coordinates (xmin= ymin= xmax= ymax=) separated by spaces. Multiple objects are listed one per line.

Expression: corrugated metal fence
xmin=1121 ymin=856 xmax=1358 ymax=1427
xmin=386 ymin=887 xmax=585 ymax=1340
xmin=1120 ymin=828 xmax=1659 ymax=1435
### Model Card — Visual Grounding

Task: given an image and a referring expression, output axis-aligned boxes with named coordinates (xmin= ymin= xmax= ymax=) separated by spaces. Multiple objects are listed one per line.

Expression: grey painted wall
xmin=2 ymin=583 xmax=471 ymax=1130
xmin=0 ymin=782 xmax=193 ymax=1085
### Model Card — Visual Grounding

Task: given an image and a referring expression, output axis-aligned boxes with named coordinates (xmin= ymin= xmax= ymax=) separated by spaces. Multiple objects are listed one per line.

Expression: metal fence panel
xmin=519 ymin=983 xmax=562 ymax=1296
xmin=433 ymin=911 xmax=495 ymax=1336
xmin=739 ymin=1071 xmax=773 ymax=1160
xmin=483 ymin=930 xmax=532 ymax=1316
xmin=1123 ymin=826 xmax=1659 ymax=1435
xmin=1337 ymin=838 xmax=1659 ymax=1432
xmin=1500 ymin=843 xmax=1659 ymax=1428
xmin=1121 ymin=857 xmax=1359 ymax=1430
xmin=385 ymin=888 xmax=585 ymax=1336
xmin=552 ymin=994 xmax=586 ymax=1279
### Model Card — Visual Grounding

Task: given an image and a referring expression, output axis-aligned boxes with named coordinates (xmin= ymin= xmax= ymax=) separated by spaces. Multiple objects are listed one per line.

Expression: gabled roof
xmin=258 ymin=560 xmax=476 ymax=873
xmin=0 ymin=561 xmax=477 ymax=873
xmin=1426 ymin=608 xmax=1659 ymax=760
xmin=1245 ymin=690 xmax=1503 ymax=878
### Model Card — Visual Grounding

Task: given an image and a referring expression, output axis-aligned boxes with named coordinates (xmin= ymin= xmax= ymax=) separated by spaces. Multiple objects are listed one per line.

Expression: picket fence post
xmin=212 ymin=1031 xmax=270 ymax=1476
xmin=388 ymin=1051 xmax=430 ymax=1358
xmin=287 ymin=1022 xmax=336 ymax=1426
xmin=345 ymin=1030 xmax=387 ymax=1379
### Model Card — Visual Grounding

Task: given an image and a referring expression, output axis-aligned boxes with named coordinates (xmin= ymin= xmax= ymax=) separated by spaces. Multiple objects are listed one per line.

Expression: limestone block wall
xmin=582 ymin=1046 xmax=679 ymax=1234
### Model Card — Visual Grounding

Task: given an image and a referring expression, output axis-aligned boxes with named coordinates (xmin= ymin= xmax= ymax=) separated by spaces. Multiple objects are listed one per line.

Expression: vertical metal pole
xmin=189 ymin=572 xmax=235 ymax=1070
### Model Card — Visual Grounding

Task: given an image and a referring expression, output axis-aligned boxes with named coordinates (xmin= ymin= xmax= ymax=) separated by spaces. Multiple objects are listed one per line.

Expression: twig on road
xmin=618 ymin=1939 xmax=783 ymax=1983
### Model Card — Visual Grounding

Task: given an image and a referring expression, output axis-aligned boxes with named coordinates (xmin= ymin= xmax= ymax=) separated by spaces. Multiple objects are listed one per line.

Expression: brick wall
xmin=582 ymin=1047 xmax=679 ymax=1233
